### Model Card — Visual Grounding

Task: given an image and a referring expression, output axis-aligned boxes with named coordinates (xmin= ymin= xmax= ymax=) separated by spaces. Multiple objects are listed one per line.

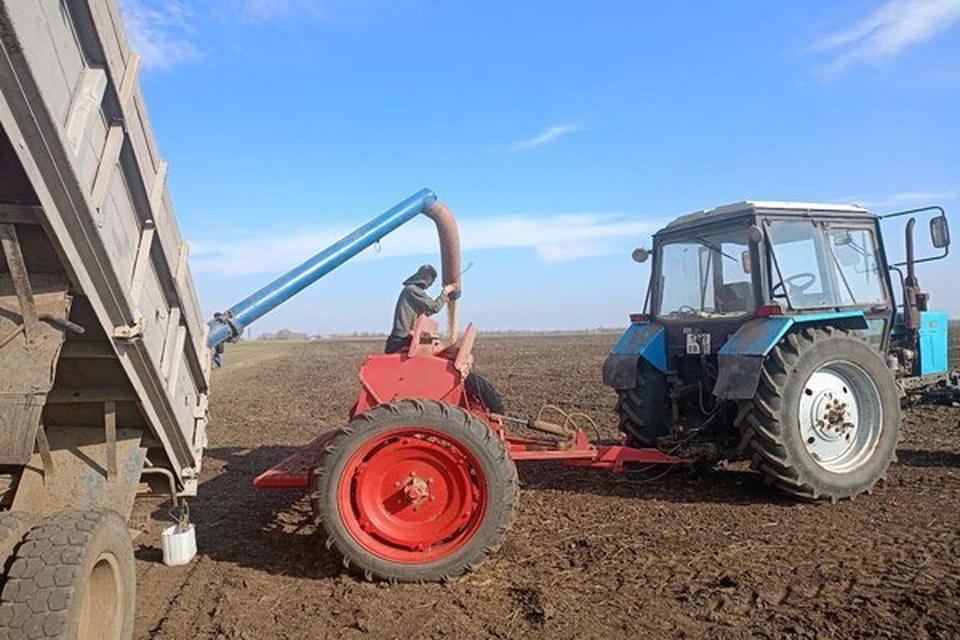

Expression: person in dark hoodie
xmin=384 ymin=264 xmax=458 ymax=354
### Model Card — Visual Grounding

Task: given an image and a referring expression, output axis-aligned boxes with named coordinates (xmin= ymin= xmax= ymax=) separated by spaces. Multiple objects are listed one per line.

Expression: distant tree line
xmin=253 ymin=327 xmax=625 ymax=341
xmin=258 ymin=328 xmax=310 ymax=341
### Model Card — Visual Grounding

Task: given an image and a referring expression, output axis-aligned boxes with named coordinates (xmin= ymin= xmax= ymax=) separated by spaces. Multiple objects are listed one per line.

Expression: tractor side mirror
xmin=931 ymin=215 xmax=950 ymax=249
xmin=632 ymin=248 xmax=650 ymax=263
xmin=833 ymin=231 xmax=853 ymax=246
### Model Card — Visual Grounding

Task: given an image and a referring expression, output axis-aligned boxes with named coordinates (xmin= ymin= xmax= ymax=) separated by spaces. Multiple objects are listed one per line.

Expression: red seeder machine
xmin=254 ymin=314 xmax=685 ymax=582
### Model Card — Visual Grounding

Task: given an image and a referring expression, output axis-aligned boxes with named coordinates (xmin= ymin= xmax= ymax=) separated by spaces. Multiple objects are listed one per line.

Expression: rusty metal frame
xmin=35 ymin=424 xmax=55 ymax=479
xmin=105 ymin=400 xmax=118 ymax=481
xmin=0 ymin=223 xmax=39 ymax=342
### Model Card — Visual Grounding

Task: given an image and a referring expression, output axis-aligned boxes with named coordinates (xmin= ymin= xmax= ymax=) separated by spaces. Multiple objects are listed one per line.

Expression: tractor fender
xmin=602 ymin=323 xmax=666 ymax=390
xmin=713 ymin=311 xmax=869 ymax=400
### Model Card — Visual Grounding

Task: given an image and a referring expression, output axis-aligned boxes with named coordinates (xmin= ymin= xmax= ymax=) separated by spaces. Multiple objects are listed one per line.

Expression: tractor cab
xmin=639 ymin=202 xmax=894 ymax=359
xmin=604 ymin=201 xmax=951 ymax=503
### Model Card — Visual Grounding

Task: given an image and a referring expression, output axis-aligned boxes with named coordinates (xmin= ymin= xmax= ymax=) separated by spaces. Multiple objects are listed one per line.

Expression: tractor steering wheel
xmin=772 ymin=272 xmax=817 ymax=297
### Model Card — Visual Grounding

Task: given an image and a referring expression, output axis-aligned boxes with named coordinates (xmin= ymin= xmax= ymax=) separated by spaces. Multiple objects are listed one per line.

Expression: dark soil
xmin=134 ymin=333 xmax=960 ymax=639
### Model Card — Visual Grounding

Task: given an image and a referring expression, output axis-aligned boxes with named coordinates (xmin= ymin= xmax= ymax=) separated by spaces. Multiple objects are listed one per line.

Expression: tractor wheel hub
xmin=799 ymin=362 xmax=882 ymax=473
xmin=402 ymin=476 xmax=431 ymax=503
xmin=812 ymin=393 xmax=852 ymax=441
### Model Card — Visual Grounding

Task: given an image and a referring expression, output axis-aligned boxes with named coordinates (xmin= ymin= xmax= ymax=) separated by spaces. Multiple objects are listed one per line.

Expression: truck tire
xmin=312 ymin=399 xmax=518 ymax=582
xmin=0 ymin=509 xmax=136 ymax=640
xmin=736 ymin=327 xmax=900 ymax=502
xmin=464 ymin=373 xmax=505 ymax=414
xmin=0 ymin=513 xmax=35 ymax=578
xmin=615 ymin=359 xmax=669 ymax=446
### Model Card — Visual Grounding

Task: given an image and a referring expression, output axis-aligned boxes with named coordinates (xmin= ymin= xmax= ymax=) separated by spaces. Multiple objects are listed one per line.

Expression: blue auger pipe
xmin=207 ymin=188 xmax=439 ymax=348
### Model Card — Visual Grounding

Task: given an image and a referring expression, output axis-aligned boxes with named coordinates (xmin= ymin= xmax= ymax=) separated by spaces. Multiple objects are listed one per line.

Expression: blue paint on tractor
xmin=611 ymin=323 xmax=667 ymax=372
xmin=719 ymin=310 xmax=869 ymax=357
xmin=207 ymin=189 xmax=439 ymax=348
xmin=720 ymin=317 xmax=794 ymax=357
xmin=919 ymin=311 xmax=949 ymax=375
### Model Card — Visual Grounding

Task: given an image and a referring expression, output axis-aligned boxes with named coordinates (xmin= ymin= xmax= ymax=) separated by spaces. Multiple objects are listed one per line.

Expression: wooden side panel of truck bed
xmin=0 ymin=0 xmax=210 ymax=495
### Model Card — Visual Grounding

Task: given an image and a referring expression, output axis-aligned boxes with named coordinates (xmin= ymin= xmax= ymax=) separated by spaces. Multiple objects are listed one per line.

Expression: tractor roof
xmin=663 ymin=201 xmax=873 ymax=231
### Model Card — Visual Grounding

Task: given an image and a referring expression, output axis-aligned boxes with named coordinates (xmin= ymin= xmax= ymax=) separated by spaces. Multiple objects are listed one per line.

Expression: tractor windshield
xmin=656 ymin=227 xmax=755 ymax=319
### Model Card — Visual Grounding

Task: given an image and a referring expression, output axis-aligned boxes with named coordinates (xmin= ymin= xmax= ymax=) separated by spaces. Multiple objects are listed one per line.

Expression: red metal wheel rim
xmin=337 ymin=427 xmax=487 ymax=564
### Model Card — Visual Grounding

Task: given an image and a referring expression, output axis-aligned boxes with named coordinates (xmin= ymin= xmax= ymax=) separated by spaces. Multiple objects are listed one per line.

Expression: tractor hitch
xmin=916 ymin=371 xmax=960 ymax=406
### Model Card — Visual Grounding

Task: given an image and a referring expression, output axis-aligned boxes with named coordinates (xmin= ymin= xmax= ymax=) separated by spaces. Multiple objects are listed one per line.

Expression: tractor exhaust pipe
xmin=904 ymin=217 xmax=921 ymax=331
xmin=905 ymin=217 xmax=917 ymax=287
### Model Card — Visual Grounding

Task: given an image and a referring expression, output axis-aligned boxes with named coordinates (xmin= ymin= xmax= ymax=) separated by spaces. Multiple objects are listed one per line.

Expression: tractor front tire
xmin=616 ymin=359 xmax=669 ymax=446
xmin=0 ymin=509 xmax=136 ymax=640
xmin=312 ymin=399 xmax=518 ymax=582
xmin=736 ymin=327 xmax=900 ymax=502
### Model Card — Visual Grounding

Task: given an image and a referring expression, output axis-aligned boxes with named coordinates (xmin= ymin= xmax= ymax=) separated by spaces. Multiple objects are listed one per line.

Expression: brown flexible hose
xmin=423 ymin=201 xmax=462 ymax=341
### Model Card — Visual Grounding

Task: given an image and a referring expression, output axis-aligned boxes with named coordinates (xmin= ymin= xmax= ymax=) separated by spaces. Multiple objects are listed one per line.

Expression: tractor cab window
xmin=766 ymin=222 xmax=826 ymax=308
xmin=657 ymin=228 xmax=755 ymax=319
xmin=827 ymin=228 xmax=886 ymax=305
xmin=767 ymin=220 xmax=886 ymax=309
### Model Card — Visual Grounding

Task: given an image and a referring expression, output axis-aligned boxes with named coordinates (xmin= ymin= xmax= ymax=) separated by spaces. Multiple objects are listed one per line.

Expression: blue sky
xmin=120 ymin=0 xmax=960 ymax=335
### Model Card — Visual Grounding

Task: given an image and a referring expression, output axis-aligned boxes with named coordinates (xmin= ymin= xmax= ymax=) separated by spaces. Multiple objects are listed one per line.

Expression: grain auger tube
xmin=205 ymin=189 xmax=463 ymax=359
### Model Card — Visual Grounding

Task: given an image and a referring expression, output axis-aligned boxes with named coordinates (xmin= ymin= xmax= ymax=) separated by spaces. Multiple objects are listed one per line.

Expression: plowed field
xmin=134 ymin=332 xmax=960 ymax=639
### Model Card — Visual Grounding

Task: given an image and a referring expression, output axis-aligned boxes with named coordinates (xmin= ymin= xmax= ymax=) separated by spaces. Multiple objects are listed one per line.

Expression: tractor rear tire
xmin=736 ymin=327 xmax=900 ymax=502
xmin=615 ymin=359 xmax=669 ymax=446
xmin=312 ymin=399 xmax=518 ymax=583
xmin=465 ymin=373 xmax=505 ymax=414
xmin=0 ymin=509 xmax=136 ymax=640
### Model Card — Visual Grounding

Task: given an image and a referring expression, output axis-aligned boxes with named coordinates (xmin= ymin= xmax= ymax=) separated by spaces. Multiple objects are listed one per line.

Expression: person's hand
xmin=442 ymin=283 xmax=459 ymax=295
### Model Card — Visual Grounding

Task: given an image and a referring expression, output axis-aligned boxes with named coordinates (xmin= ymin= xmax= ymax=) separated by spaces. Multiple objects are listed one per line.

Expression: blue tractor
xmin=603 ymin=201 xmax=952 ymax=502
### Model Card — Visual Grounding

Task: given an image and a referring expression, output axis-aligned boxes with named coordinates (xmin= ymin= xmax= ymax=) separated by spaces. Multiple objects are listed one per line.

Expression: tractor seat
xmin=716 ymin=282 xmax=752 ymax=313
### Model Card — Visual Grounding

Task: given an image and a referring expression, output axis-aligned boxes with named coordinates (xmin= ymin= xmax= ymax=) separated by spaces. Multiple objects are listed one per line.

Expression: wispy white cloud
xmin=189 ymin=212 xmax=660 ymax=276
xmin=508 ymin=124 xmax=585 ymax=152
xmin=840 ymin=189 xmax=959 ymax=208
xmin=117 ymin=0 xmax=201 ymax=70
xmin=811 ymin=0 xmax=960 ymax=75
xmin=118 ymin=0 xmax=406 ymax=69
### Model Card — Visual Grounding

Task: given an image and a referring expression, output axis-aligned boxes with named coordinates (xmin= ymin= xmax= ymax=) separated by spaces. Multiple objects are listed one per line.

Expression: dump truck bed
xmin=0 ymin=0 xmax=209 ymax=506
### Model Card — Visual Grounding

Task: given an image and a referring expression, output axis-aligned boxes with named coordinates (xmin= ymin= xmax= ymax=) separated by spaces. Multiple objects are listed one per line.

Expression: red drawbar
xmin=504 ymin=430 xmax=687 ymax=471
xmin=565 ymin=445 xmax=688 ymax=472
